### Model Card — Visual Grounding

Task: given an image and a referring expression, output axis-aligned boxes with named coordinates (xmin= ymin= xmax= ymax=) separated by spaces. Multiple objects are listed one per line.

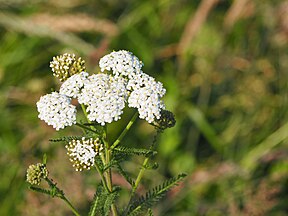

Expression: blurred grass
xmin=0 ymin=0 xmax=288 ymax=215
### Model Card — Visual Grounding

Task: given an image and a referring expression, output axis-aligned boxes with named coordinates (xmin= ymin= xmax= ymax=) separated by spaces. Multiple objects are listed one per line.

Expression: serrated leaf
xmin=29 ymin=186 xmax=51 ymax=196
xmin=114 ymin=146 xmax=156 ymax=157
xmin=89 ymin=185 xmax=120 ymax=216
xmin=102 ymin=157 xmax=122 ymax=171
xmin=126 ymin=173 xmax=186 ymax=216
xmin=116 ymin=164 xmax=135 ymax=186
xmin=49 ymin=136 xmax=83 ymax=143
xmin=94 ymin=156 xmax=104 ymax=172
xmin=144 ymin=162 xmax=159 ymax=170
xmin=88 ymin=185 xmax=107 ymax=216
xmin=104 ymin=187 xmax=120 ymax=216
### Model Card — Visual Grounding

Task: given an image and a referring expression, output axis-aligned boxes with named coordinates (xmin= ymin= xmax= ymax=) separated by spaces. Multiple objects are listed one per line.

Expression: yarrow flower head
xmin=59 ymin=72 xmax=89 ymax=98
xmin=65 ymin=137 xmax=104 ymax=171
xmin=36 ymin=92 xmax=77 ymax=130
xmin=127 ymin=73 xmax=166 ymax=123
xmin=50 ymin=53 xmax=86 ymax=82
xmin=26 ymin=163 xmax=48 ymax=185
xmin=99 ymin=50 xmax=143 ymax=79
xmin=78 ymin=74 xmax=128 ymax=125
xmin=38 ymin=50 xmax=171 ymax=130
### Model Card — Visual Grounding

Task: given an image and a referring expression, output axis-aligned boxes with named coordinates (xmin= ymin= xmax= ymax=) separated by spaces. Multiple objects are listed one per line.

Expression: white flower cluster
xmin=36 ymin=92 xmax=76 ymax=130
xmin=37 ymin=50 xmax=167 ymax=129
xmin=99 ymin=50 xmax=166 ymax=123
xmin=78 ymin=74 xmax=128 ymax=125
xmin=127 ymin=73 xmax=166 ymax=123
xmin=65 ymin=137 xmax=104 ymax=171
xmin=99 ymin=50 xmax=143 ymax=79
xmin=60 ymin=72 xmax=89 ymax=98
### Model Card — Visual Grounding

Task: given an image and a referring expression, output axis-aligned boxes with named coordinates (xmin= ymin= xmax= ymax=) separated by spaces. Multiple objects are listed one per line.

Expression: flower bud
xmin=26 ymin=163 xmax=48 ymax=185
xmin=50 ymin=53 xmax=86 ymax=82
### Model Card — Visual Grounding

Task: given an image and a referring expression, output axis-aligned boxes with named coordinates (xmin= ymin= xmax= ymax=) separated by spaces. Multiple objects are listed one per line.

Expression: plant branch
xmin=44 ymin=178 xmax=81 ymax=216
xmin=75 ymin=122 xmax=97 ymax=133
xmin=125 ymin=131 xmax=160 ymax=214
xmin=101 ymin=125 xmax=118 ymax=216
xmin=111 ymin=112 xmax=138 ymax=150
xmin=61 ymin=196 xmax=81 ymax=216
xmin=132 ymin=157 xmax=149 ymax=195
xmin=94 ymin=162 xmax=110 ymax=193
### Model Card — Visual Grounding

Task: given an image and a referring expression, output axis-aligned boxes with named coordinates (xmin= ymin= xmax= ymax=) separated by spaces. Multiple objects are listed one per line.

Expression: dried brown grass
xmin=28 ymin=13 xmax=119 ymax=37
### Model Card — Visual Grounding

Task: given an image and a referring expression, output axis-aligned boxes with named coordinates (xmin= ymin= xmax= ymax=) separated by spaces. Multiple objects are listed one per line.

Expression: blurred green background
xmin=0 ymin=0 xmax=288 ymax=215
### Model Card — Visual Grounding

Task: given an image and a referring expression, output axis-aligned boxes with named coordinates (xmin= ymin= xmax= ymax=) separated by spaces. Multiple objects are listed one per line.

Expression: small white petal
xmin=36 ymin=92 xmax=76 ymax=130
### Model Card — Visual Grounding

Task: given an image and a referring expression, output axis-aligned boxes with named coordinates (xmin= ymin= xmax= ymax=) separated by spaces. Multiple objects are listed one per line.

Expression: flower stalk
xmin=111 ymin=111 xmax=138 ymax=150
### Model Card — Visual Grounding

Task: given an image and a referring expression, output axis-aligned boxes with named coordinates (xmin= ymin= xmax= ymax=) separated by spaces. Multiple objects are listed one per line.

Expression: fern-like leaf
xmin=88 ymin=185 xmax=107 ymax=216
xmin=116 ymin=164 xmax=135 ymax=186
xmin=126 ymin=173 xmax=186 ymax=216
xmin=102 ymin=157 xmax=122 ymax=171
xmin=114 ymin=146 xmax=156 ymax=157
xmin=103 ymin=186 xmax=120 ymax=216
xmin=94 ymin=156 xmax=104 ymax=172
xmin=49 ymin=136 xmax=82 ymax=143
xmin=89 ymin=185 xmax=120 ymax=216
xmin=144 ymin=162 xmax=159 ymax=170
xmin=29 ymin=186 xmax=51 ymax=196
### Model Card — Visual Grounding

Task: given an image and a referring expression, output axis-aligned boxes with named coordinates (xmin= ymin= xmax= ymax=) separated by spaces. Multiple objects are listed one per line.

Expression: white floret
xmin=59 ymin=72 xmax=89 ymax=98
xmin=99 ymin=50 xmax=144 ymax=79
xmin=36 ymin=92 xmax=77 ymax=130
xmin=127 ymin=73 xmax=166 ymax=123
xmin=68 ymin=138 xmax=97 ymax=169
xmin=78 ymin=74 xmax=128 ymax=125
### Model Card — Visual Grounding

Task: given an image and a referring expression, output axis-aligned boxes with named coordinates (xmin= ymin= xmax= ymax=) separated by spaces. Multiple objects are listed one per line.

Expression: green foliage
xmin=89 ymin=185 xmax=120 ymax=216
xmin=113 ymin=146 xmax=157 ymax=157
xmin=146 ymin=208 xmax=153 ymax=216
xmin=126 ymin=173 xmax=187 ymax=216
xmin=115 ymin=164 xmax=135 ymax=186
xmin=49 ymin=136 xmax=83 ymax=143
xmin=29 ymin=186 xmax=51 ymax=196
xmin=102 ymin=146 xmax=157 ymax=172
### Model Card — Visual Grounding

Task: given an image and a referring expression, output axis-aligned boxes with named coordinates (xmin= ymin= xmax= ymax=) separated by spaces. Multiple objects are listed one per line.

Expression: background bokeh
xmin=0 ymin=0 xmax=288 ymax=215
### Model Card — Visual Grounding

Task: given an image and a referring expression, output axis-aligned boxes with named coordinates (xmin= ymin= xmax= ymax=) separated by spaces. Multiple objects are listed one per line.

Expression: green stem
xmin=111 ymin=112 xmax=138 ymax=149
xmin=79 ymin=102 xmax=117 ymax=214
xmin=45 ymin=178 xmax=81 ymax=216
xmin=94 ymin=162 xmax=110 ymax=193
xmin=80 ymin=104 xmax=98 ymax=133
xmin=81 ymin=104 xmax=91 ymax=123
xmin=106 ymin=150 xmax=118 ymax=216
xmin=102 ymin=126 xmax=118 ymax=216
xmin=132 ymin=131 xmax=160 ymax=194
xmin=126 ymin=131 xmax=160 ymax=213
xmin=75 ymin=122 xmax=97 ymax=133
xmin=124 ymin=156 xmax=150 ymax=215
xmin=132 ymin=157 xmax=150 ymax=194
xmin=61 ymin=196 xmax=81 ymax=216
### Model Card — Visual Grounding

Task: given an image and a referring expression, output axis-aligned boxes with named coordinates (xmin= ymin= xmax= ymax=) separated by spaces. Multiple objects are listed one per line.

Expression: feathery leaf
xmin=89 ymin=185 xmax=120 ymax=216
xmin=116 ymin=164 xmax=135 ymax=186
xmin=88 ymin=185 xmax=107 ymax=216
xmin=29 ymin=186 xmax=51 ymax=196
xmin=126 ymin=173 xmax=186 ymax=216
xmin=103 ymin=186 xmax=120 ymax=216
xmin=114 ymin=146 xmax=157 ymax=157
xmin=49 ymin=136 xmax=83 ymax=143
